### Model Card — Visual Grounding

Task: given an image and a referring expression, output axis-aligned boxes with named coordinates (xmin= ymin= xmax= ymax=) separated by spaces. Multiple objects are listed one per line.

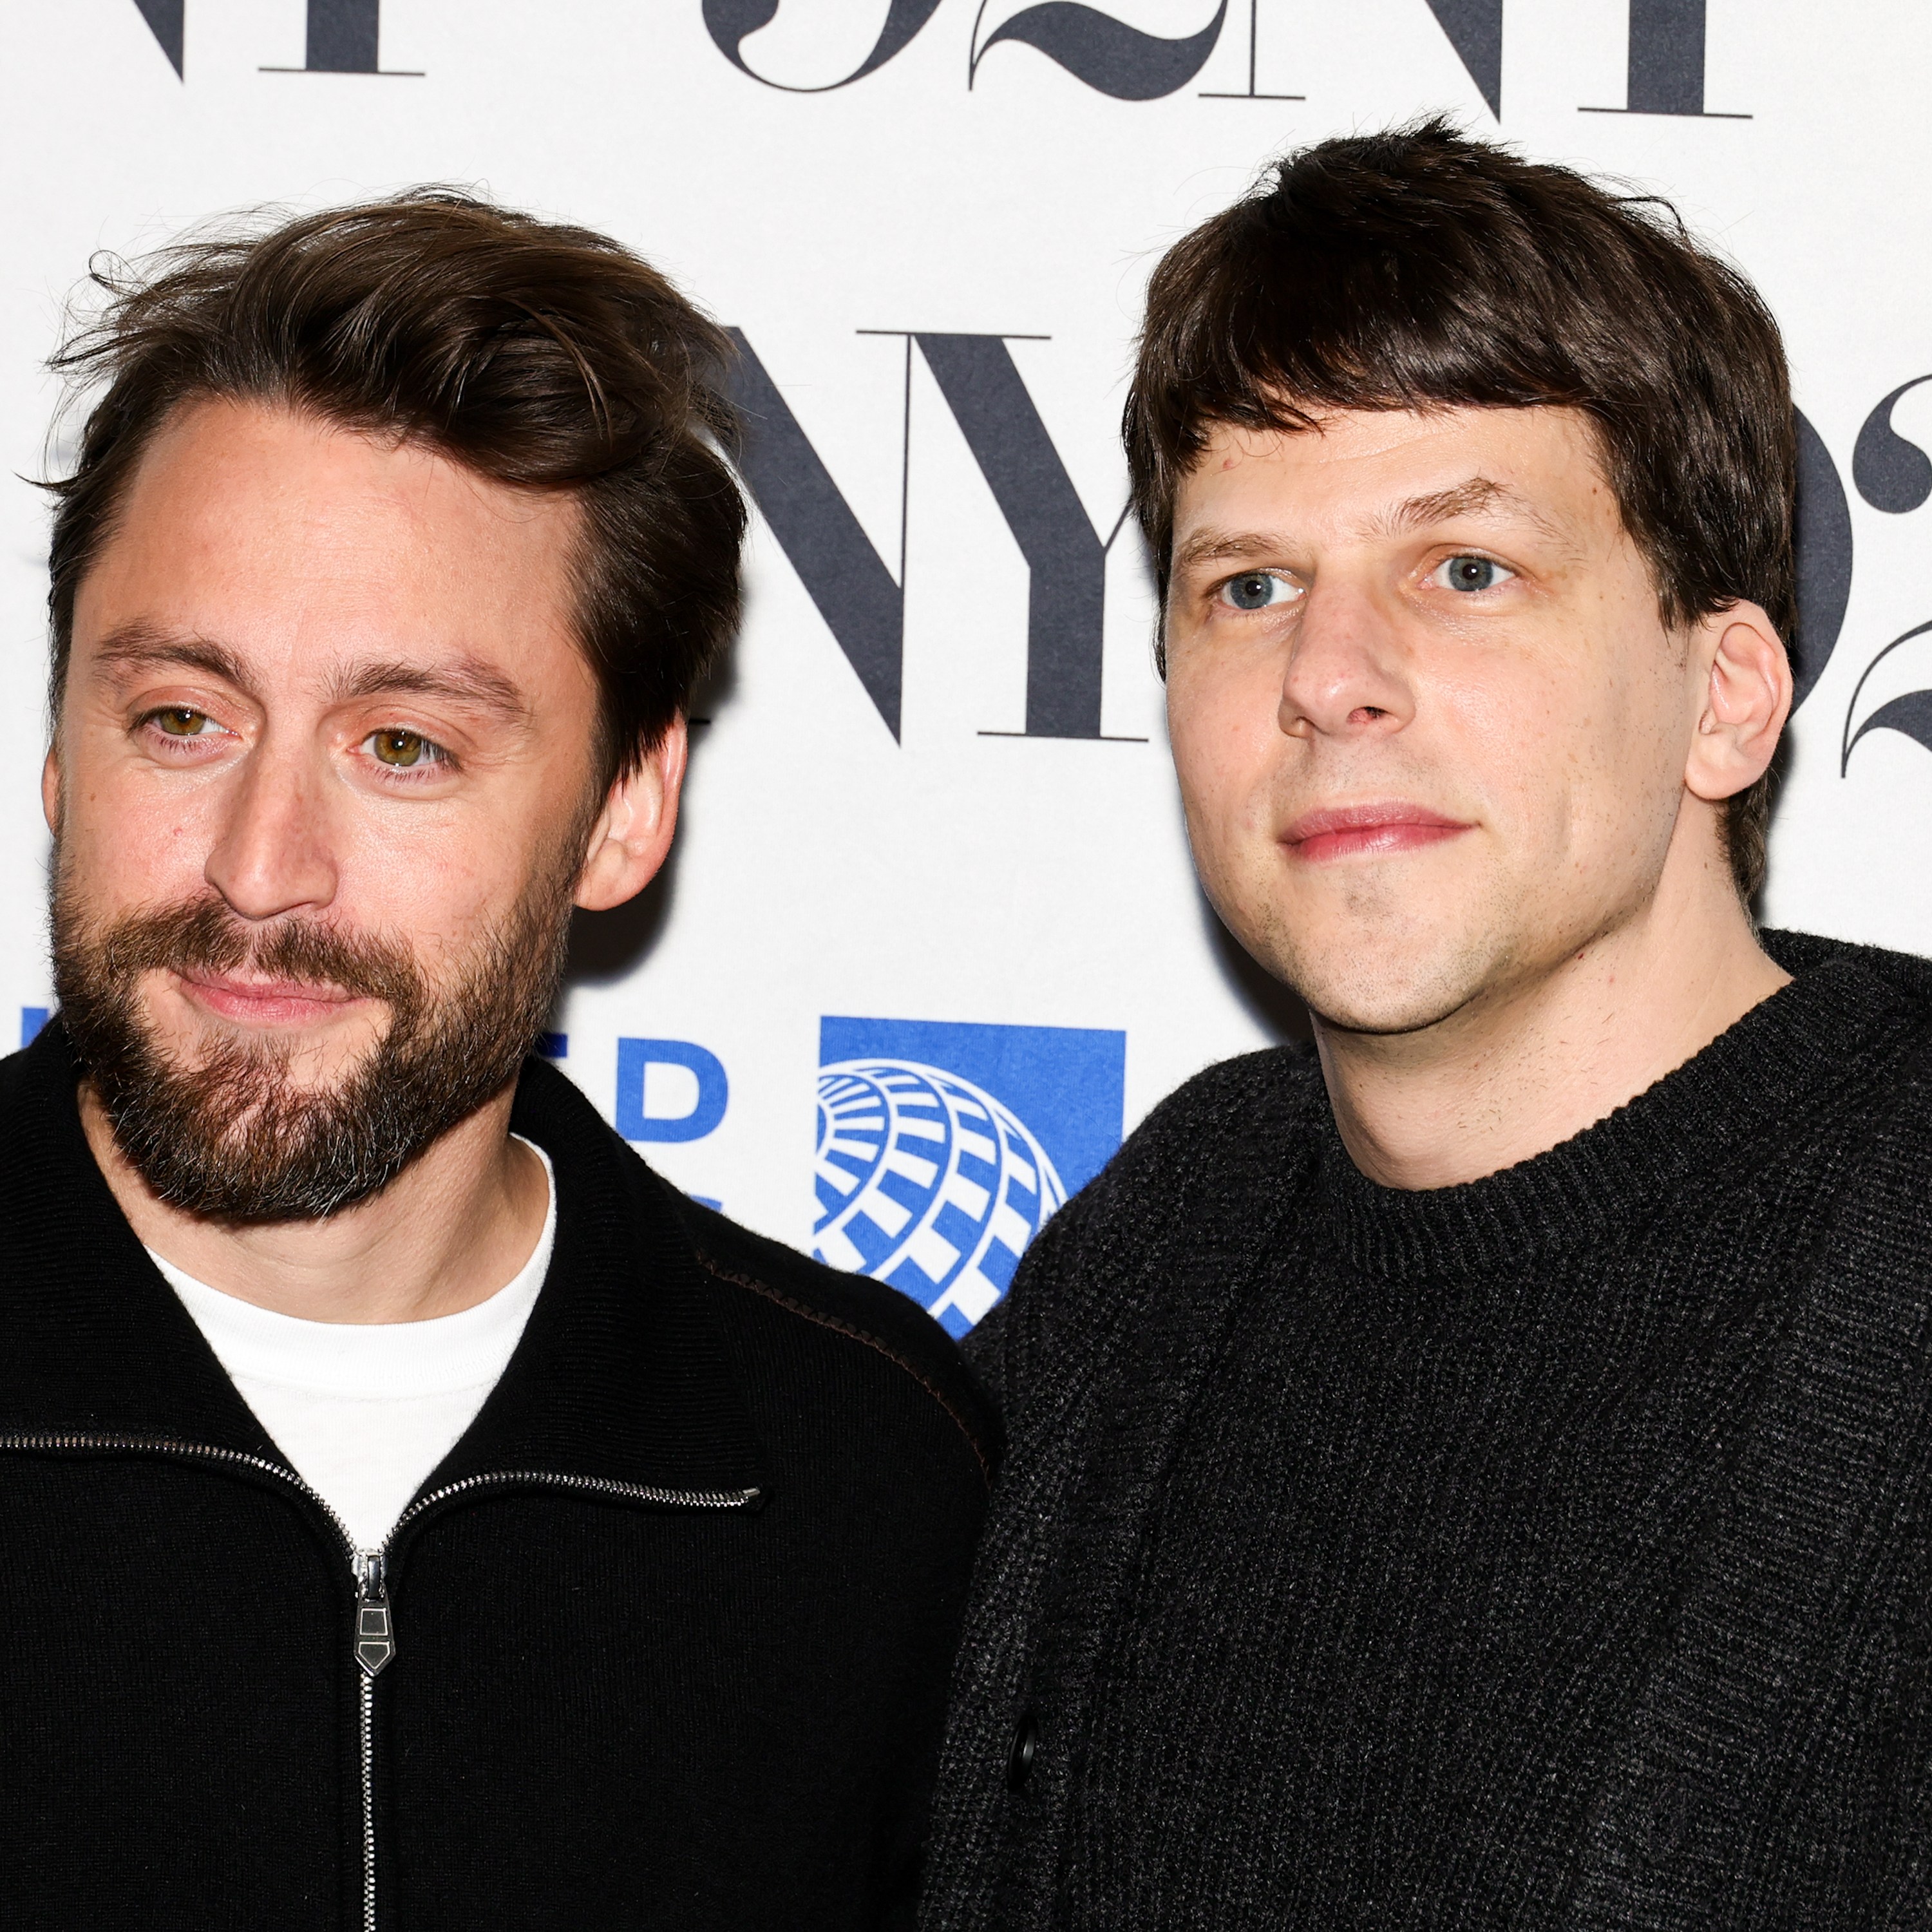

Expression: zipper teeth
xmin=0 ymin=1436 xmax=761 ymax=1524
xmin=359 ymin=1675 xmax=376 ymax=1932
xmin=0 ymin=1431 xmax=363 ymax=1557
xmin=0 ymin=1435 xmax=757 ymax=1932
xmin=392 ymin=1468 xmax=761 ymax=1532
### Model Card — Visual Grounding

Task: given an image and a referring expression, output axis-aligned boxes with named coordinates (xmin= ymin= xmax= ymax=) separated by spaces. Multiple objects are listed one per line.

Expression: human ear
xmin=41 ymin=744 xmax=60 ymax=837
xmin=572 ymin=717 xmax=688 ymax=912
xmin=1685 ymin=603 xmax=1792 ymax=803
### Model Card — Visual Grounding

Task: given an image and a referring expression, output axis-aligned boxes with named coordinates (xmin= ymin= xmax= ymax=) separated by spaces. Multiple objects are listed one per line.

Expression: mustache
xmin=96 ymin=898 xmax=423 ymax=1012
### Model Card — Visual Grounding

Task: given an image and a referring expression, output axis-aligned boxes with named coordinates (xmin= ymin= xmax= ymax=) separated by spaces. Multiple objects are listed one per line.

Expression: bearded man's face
xmin=45 ymin=398 xmax=682 ymax=1222
xmin=51 ymin=869 xmax=576 ymax=1222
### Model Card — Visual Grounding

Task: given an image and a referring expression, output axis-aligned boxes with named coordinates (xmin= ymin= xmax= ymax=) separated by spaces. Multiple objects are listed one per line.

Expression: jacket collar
xmin=0 ymin=1023 xmax=763 ymax=1500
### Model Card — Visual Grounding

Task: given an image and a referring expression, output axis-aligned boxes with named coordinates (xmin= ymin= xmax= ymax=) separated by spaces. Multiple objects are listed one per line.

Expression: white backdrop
xmin=3 ymin=1 xmax=1928 ymax=1331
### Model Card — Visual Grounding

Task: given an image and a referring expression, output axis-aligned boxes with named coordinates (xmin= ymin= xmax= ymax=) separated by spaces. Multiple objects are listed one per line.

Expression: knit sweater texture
xmin=920 ymin=931 xmax=1932 ymax=1931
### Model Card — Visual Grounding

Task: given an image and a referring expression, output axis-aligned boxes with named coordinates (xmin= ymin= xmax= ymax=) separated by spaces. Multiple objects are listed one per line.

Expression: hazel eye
xmin=153 ymin=707 xmax=213 ymax=737
xmin=1220 ymin=571 xmax=1296 ymax=611
xmin=1437 ymin=554 xmax=1513 ymax=594
xmin=366 ymin=728 xmax=442 ymax=769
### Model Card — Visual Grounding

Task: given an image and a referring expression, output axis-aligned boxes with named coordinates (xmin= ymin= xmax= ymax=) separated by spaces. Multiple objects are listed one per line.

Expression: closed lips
xmin=1281 ymin=803 xmax=1472 ymax=862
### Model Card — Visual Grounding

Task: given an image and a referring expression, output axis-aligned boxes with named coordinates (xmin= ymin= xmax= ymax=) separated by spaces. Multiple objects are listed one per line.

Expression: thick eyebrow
xmin=1170 ymin=529 xmax=1286 ymax=575
xmin=1172 ymin=480 xmax=1567 ymax=579
xmin=86 ymin=626 xmax=533 ymax=731
xmin=90 ymin=624 xmax=255 ymax=692
xmin=1370 ymin=475 xmax=1564 ymax=542
xmin=330 ymin=656 xmax=533 ymax=728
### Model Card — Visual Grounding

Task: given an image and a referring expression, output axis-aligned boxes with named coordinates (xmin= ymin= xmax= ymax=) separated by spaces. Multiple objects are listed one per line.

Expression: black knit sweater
xmin=920 ymin=931 xmax=1932 ymax=1931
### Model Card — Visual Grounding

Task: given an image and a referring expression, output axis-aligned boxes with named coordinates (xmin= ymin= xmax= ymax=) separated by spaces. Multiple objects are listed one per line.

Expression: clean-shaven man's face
xmin=1164 ymin=404 xmax=1728 ymax=1036
xmin=48 ymin=397 xmax=674 ymax=1218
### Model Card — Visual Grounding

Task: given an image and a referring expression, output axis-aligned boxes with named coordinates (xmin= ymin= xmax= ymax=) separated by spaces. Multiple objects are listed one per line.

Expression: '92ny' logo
xmin=703 ymin=0 xmax=1739 ymax=120
xmin=122 ymin=1 xmax=1743 ymax=124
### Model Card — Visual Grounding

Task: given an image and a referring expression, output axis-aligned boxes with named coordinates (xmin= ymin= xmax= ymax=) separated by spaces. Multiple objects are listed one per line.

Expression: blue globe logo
xmin=814 ymin=1058 xmax=1068 ymax=1332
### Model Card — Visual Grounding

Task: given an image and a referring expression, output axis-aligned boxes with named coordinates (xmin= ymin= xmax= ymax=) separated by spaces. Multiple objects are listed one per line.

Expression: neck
xmin=81 ymin=1086 xmax=549 ymax=1323
xmin=1317 ymin=853 xmax=1790 ymax=1192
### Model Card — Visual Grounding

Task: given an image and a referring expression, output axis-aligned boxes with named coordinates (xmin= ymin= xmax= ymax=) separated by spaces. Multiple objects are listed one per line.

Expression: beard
xmin=51 ymin=851 xmax=580 ymax=1225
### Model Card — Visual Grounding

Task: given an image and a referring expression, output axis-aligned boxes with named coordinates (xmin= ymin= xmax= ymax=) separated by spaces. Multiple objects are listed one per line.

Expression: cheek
xmin=1434 ymin=641 xmax=1678 ymax=864
xmin=61 ymin=770 xmax=210 ymax=903
xmin=334 ymin=813 xmax=551 ymax=978
xmin=1168 ymin=654 xmax=1280 ymax=822
xmin=339 ymin=815 xmax=493 ymax=923
xmin=1544 ymin=645 xmax=1686 ymax=842
xmin=1425 ymin=653 xmax=1574 ymax=829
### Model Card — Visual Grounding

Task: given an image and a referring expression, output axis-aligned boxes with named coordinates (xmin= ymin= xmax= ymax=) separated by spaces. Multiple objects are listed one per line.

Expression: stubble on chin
xmin=1218 ymin=852 xmax=1520 ymax=1041
xmin=49 ymin=839 xmax=582 ymax=1224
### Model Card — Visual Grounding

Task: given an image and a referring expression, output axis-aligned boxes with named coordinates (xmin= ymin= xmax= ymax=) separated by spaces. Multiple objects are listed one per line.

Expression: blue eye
xmin=1223 ymin=571 xmax=1290 ymax=610
xmin=1441 ymin=555 xmax=1509 ymax=592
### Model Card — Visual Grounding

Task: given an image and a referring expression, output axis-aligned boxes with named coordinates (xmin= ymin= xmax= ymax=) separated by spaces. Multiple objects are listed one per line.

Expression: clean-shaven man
xmin=2 ymin=193 xmax=995 ymax=1931
xmin=923 ymin=122 xmax=1932 ymax=1929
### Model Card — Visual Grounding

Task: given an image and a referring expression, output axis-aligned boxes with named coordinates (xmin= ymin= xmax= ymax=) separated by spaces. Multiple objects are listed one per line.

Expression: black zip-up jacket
xmin=0 ymin=1023 xmax=998 ymax=1931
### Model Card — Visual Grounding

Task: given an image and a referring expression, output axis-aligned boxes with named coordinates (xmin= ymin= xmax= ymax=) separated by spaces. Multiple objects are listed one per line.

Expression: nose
xmin=1278 ymin=577 xmax=1415 ymax=742
xmin=201 ymin=734 xmax=340 ymax=922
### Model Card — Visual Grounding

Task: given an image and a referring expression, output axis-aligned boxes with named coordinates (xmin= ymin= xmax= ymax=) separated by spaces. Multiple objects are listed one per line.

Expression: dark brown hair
xmin=46 ymin=188 xmax=744 ymax=783
xmin=1125 ymin=118 xmax=1793 ymax=900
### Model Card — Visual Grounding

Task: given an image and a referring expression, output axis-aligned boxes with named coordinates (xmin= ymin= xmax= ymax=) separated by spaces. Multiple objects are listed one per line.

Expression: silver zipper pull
xmin=354 ymin=1549 xmax=394 ymax=1678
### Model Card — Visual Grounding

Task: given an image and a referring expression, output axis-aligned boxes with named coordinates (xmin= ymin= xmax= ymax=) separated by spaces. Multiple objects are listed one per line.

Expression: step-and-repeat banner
xmin=2 ymin=3 xmax=1926 ymax=1332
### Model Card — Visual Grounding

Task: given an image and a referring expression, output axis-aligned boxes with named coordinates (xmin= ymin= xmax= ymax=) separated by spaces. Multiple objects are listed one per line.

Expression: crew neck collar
xmin=1313 ymin=932 xmax=1931 ymax=1282
xmin=148 ymin=1139 xmax=556 ymax=1398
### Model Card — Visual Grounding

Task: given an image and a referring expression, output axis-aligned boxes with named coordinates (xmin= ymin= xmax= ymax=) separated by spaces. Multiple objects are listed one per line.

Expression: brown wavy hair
xmin=46 ymin=188 xmax=745 ymax=783
xmin=1125 ymin=118 xmax=1793 ymax=900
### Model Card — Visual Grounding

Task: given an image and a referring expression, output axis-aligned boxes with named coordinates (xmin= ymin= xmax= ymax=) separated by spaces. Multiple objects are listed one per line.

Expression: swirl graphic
xmin=814 ymin=1058 xmax=1066 ymax=1332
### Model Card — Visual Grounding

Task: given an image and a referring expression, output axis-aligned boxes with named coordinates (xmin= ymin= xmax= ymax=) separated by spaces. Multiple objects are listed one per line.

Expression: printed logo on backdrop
xmin=701 ymin=0 xmax=1739 ymax=120
xmin=726 ymin=337 xmax=1858 ymax=750
xmin=703 ymin=0 xmax=1230 ymax=100
xmin=1836 ymin=380 xmax=1932 ymax=773
xmin=815 ymin=1016 xmax=1124 ymax=1334
xmin=118 ymin=2 xmax=1739 ymax=128
xmin=127 ymin=0 xmax=419 ymax=79
xmin=615 ymin=1037 xmax=729 ymax=1209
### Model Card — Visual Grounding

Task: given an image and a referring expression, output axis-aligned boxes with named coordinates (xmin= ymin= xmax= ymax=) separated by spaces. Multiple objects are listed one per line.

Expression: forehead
xmin=71 ymin=397 xmax=584 ymax=682
xmin=1174 ymin=404 xmax=1617 ymax=544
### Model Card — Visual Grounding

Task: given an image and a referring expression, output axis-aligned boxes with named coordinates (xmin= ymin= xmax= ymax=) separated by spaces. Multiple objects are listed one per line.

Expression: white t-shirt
xmin=151 ymin=1138 xmax=556 ymax=1553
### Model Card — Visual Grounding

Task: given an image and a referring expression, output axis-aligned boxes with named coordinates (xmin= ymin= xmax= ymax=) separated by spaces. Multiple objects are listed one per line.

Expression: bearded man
xmin=0 ymin=193 xmax=994 ymax=1932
